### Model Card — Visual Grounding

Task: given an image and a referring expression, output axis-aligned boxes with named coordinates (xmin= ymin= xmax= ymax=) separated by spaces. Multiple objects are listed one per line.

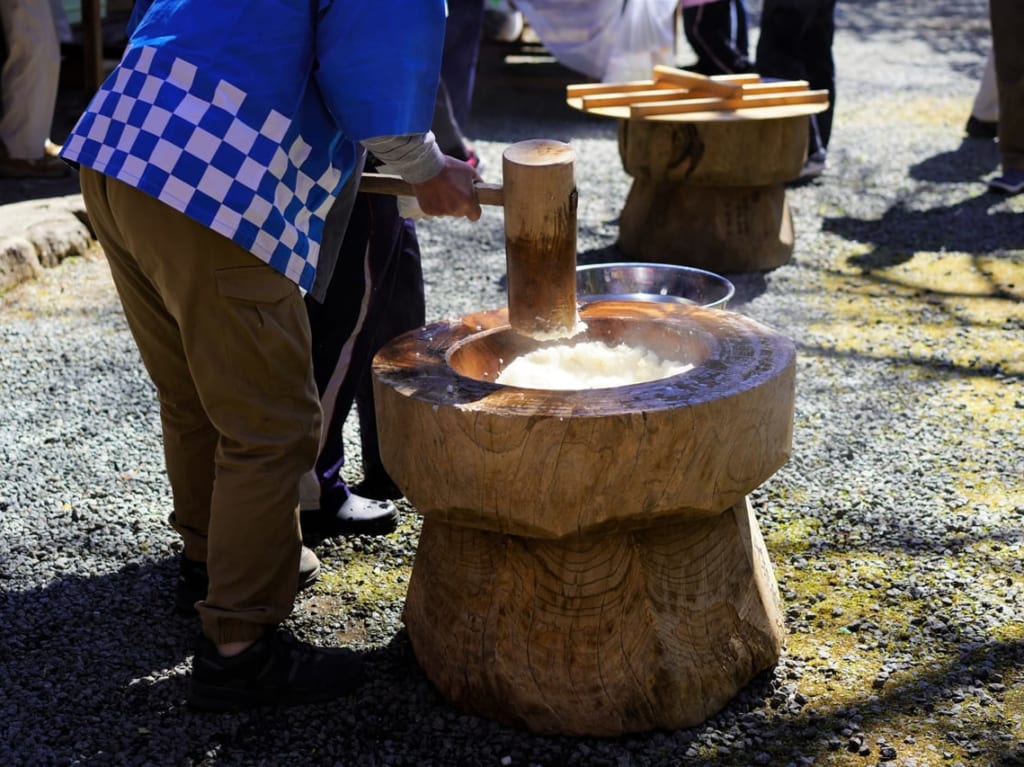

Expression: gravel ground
xmin=2 ymin=2 xmax=1022 ymax=765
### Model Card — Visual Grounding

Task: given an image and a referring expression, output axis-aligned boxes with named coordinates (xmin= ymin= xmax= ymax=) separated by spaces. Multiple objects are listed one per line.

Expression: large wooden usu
xmin=369 ymin=140 xmax=796 ymax=736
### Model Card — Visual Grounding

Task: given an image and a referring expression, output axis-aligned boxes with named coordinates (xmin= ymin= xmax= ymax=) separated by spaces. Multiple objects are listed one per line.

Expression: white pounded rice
xmin=495 ymin=340 xmax=693 ymax=390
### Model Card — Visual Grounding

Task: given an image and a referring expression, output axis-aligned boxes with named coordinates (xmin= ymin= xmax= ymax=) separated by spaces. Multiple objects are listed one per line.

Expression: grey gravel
xmin=2 ymin=2 xmax=1023 ymax=766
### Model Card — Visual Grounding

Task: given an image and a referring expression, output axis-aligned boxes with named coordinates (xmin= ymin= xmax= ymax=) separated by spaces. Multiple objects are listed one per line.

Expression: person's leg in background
xmin=756 ymin=0 xmax=835 ymax=178
xmin=733 ymin=0 xmax=751 ymax=68
xmin=966 ymin=48 xmax=999 ymax=139
xmin=351 ymin=214 xmax=425 ymax=501
xmin=681 ymin=0 xmax=753 ymax=76
xmin=432 ymin=78 xmax=480 ymax=167
xmin=301 ymin=190 xmax=409 ymax=543
xmin=987 ymin=0 xmax=1024 ymax=194
xmin=755 ymin=0 xmax=807 ymax=88
xmin=0 ymin=0 xmax=67 ymax=177
xmin=434 ymin=0 xmax=486 ymax=168
xmin=441 ymin=0 xmax=486 ymax=128
xmin=800 ymin=0 xmax=836 ymax=165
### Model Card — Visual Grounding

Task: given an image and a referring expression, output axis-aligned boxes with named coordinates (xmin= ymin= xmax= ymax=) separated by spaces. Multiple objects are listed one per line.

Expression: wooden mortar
xmin=372 ymin=301 xmax=795 ymax=735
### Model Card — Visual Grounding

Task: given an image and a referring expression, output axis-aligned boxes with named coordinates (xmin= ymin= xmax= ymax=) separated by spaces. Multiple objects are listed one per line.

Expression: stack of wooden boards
xmin=567 ymin=65 xmax=828 ymax=119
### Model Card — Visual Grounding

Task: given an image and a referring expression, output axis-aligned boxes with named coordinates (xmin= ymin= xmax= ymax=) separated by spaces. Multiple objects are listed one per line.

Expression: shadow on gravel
xmin=836 ymin=0 xmax=993 ymax=79
xmin=5 ymin=557 xmax=1022 ymax=767
xmin=829 ymin=140 xmax=1014 ymax=270
xmin=0 ymin=559 xmax=195 ymax=742
xmin=0 ymin=558 xmax=430 ymax=764
xmin=823 ymin=193 xmax=1022 ymax=273
xmin=909 ymin=139 xmax=1002 ymax=184
xmin=797 ymin=338 xmax=1019 ymax=384
xmin=0 ymin=173 xmax=82 ymax=206
xmin=709 ymin=638 xmax=1024 ymax=766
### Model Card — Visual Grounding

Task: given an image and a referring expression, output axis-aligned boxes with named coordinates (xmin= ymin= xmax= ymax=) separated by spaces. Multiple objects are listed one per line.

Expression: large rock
xmin=0 ymin=195 xmax=94 ymax=293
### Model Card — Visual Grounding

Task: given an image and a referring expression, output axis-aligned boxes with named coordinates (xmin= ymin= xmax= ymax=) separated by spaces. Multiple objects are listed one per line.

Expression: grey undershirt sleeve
xmin=361 ymin=131 xmax=446 ymax=184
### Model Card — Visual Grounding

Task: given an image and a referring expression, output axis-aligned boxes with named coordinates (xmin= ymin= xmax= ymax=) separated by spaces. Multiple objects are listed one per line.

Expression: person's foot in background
xmin=483 ymin=0 xmax=523 ymax=43
xmin=799 ymin=149 xmax=828 ymax=181
xmin=965 ymin=115 xmax=998 ymax=140
xmin=988 ymin=167 xmax=1024 ymax=195
xmin=0 ymin=139 xmax=68 ymax=179
xmin=298 ymin=471 xmax=400 ymax=545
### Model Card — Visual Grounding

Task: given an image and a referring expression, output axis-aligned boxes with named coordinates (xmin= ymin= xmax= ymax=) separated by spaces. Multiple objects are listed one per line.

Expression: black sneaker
xmin=799 ymin=149 xmax=828 ymax=180
xmin=175 ymin=546 xmax=321 ymax=615
xmin=965 ymin=115 xmax=998 ymax=139
xmin=300 ymin=492 xmax=399 ymax=545
xmin=187 ymin=628 xmax=364 ymax=711
xmin=988 ymin=168 xmax=1024 ymax=195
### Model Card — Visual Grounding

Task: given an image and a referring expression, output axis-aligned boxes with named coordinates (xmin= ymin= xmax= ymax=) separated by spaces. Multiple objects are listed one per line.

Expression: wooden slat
xmin=630 ymin=89 xmax=829 ymax=118
xmin=651 ymin=65 xmax=743 ymax=98
xmin=566 ymin=73 xmax=760 ymax=102
xmin=566 ymin=80 xmax=659 ymax=98
xmin=579 ymin=81 xmax=812 ymax=111
xmin=738 ymin=80 xmax=811 ymax=96
xmin=711 ymin=73 xmax=762 ymax=84
xmin=581 ymin=87 xmax=693 ymax=109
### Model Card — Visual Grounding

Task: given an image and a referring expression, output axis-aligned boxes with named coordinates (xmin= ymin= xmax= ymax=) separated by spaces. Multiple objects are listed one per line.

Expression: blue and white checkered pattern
xmin=62 ymin=45 xmax=342 ymax=291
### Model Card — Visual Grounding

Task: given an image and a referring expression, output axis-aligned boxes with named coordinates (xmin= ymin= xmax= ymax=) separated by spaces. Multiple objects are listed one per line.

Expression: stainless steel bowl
xmin=576 ymin=262 xmax=735 ymax=309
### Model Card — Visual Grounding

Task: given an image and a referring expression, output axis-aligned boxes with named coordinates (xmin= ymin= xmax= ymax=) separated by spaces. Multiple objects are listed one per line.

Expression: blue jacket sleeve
xmin=314 ymin=0 xmax=447 ymax=141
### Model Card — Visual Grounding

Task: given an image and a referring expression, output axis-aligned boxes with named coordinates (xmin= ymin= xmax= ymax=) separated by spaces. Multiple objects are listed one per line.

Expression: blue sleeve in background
xmin=126 ymin=0 xmax=155 ymax=35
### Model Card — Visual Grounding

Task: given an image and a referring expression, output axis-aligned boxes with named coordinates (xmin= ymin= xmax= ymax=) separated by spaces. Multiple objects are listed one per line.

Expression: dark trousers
xmin=990 ymin=0 xmax=1024 ymax=170
xmin=441 ymin=0 xmax=485 ymax=127
xmin=755 ymin=0 xmax=837 ymax=156
xmin=305 ymin=192 xmax=424 ymax=511
xmin=682 ymin=0 xmax=753 ymax=76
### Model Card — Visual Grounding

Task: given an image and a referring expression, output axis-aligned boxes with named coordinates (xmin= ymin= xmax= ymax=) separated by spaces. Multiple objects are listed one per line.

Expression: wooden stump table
xmin=567 ymin=71 xmax=828 ymax=273
xmin=372 ymin=301 xmax=796 ymax=736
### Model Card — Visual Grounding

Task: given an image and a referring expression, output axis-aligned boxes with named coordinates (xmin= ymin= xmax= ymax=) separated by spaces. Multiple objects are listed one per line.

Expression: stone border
xmin=0 ymin=195 xmax=95 ymax=293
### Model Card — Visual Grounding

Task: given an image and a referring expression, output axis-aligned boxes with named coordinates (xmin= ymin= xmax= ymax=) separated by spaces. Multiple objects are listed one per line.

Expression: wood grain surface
xmin=403 ymin=497 xmax=786 ymax=735
xmin=372 ymin=301 xmax=796 ymax=538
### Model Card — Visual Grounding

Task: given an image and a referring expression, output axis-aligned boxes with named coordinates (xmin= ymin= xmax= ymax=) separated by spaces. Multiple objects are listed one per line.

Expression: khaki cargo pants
xmin=79 ymin=167 xmax=321 ymax=645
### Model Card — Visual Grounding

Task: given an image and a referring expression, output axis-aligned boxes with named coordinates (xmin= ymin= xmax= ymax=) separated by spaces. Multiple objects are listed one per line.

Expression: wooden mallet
xmin=359 ymin=139 xmax=579 ymax=340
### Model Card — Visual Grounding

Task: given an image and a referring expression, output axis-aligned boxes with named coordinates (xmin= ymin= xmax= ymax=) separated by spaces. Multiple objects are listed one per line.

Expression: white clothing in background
xmin=0 ymin=0 xmax=61 ymax=159
xmin=514 ymin=0 xmax=676 ymax=82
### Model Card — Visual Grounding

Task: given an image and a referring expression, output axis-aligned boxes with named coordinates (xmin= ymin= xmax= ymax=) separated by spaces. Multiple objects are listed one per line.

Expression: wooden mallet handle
xmin=360 ymin=140 xmax=580 ymax=341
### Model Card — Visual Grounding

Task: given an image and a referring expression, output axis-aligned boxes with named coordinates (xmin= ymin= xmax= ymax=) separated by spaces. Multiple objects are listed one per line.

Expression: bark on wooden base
xmin=618 ymin=180 xmax=794 ymax=273
xmin=403 ymin=498 xmax=785 ymax=736
xmin=615 ymin=116 xmax=806 ymax=272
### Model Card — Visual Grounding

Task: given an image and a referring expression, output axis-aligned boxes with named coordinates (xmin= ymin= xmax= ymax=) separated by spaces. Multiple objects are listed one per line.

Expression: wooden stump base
xmin=618 ymin=179 xmax=794 ymax=273
xmin=614 ymin=115 xmax=807 ymax=273
xmin=403 ymin=497 xmax=785 ymax=736
xmin=375 ymin=303 xmax=796 ymax=735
